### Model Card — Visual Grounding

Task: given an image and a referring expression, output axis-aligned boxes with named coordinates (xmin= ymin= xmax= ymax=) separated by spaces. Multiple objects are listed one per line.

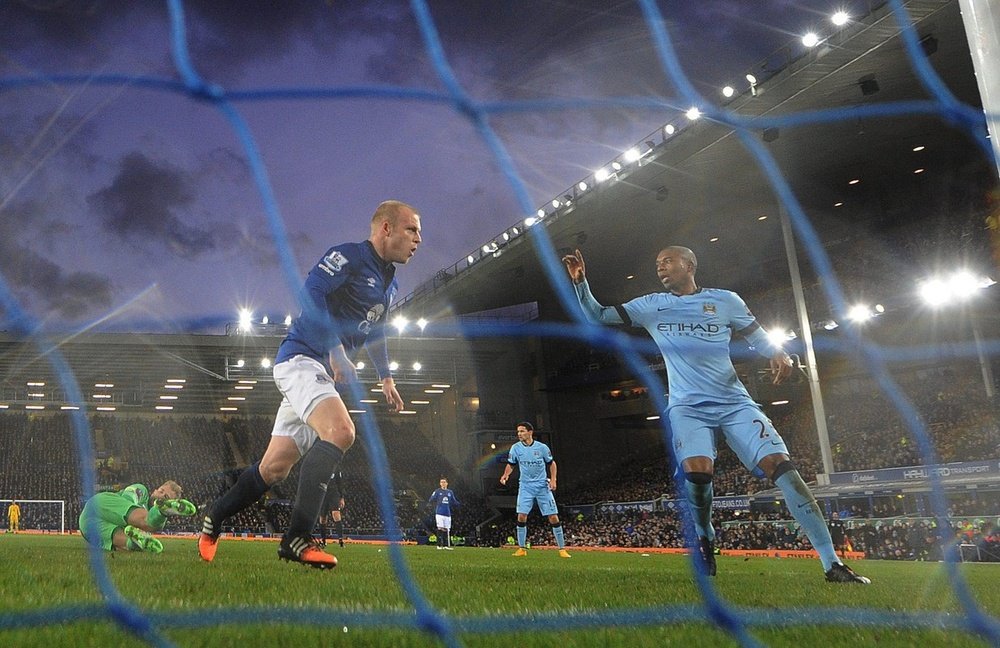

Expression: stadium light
xmin=595 ymin=168 xmax=610 ymax=182
xmin=831 ymin=11 xmax=850 ymax=26
xmin=664 ymin=124 xmax=675 ymax=135
xmin=623 ymin=148 xmax=641 ymax=163
xmin=261 ymin=358 xmax=271 ymax=368
xmin=467 ymin=254 xmax=475 ymax=264
xmin=766 ymin=328 xmax=794 ymax=346
xmin=238 ymin=309 xmax=252 ymax=332
xmin=236 ymin=359 xmax=245 ymax=368
xmin=577 ymin=181 xmax=588 ymax=192
xmin=412 ymin=362 xmax=422 ymax=371
xmin=823 ymin=321 xmax=840 ymax=331
xmin=523 ymin=217 xmax=537 ymax=228
xmin=392 ymin=315 xmax=408 ymax=333
xmin=745 ymin=73 xmax=757 ymax=85
xmin=611 ymin=161 xmax=622 ymax=171
xmin=918 ymin=271 xmax=994 ymax=308
xmin=551 ymin=199 xmax=561 ymax=208
xmin=389 ymin=361 xmax=399 ymax=371
xmin=802 ymin=32 xmax=820 ymax=48
xmin=685 ymin=107 xmax=701 ymax=120
xmin=416 ymin=317 xmax=428 ymax=331
xmin=722 ymin=85 xmax=735 ymax=98
xmin=356 ymin=361 xmax=365 ymax=370
xmin=261 ymin=315 xmax=269 ymax=325
xmin=284 ymin=315 xmax=292 ymax=326
xmin=846 ymin=304 xmax=873 ymax=323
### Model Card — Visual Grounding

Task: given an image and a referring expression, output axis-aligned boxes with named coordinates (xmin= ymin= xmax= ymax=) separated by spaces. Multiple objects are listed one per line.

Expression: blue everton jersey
xmin=276 ymin=241 xmax=397 ymax=375
xmin=428 ymin=488 xmax=459 ymax=516
xmin=507 ymin=440 xmax=553 ymax=485
xmin=620 ymin=288 xmax=758 ymax=408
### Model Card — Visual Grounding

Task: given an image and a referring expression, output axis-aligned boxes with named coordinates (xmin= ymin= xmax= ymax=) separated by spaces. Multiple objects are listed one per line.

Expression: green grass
xmin=1 ymin=534 xmax=998 ymax=647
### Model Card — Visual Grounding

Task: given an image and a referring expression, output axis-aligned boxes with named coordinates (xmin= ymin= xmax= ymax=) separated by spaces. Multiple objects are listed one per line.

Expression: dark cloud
xmin=0 ymin=202 xmax=113 ymax=319
xmin=88 ymin=151 xmax=219 ymax=259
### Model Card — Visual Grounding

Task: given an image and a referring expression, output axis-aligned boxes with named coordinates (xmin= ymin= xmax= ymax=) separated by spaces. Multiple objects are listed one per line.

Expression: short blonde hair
xmin=371 ymin=200 xmax=417 ymax=228
xmin=161 ymin=480 xmax=183 ymax=499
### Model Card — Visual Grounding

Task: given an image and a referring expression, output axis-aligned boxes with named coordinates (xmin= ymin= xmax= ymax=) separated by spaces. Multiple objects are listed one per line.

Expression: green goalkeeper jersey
xmin=119 ymin=483 xmax=152 ymax=509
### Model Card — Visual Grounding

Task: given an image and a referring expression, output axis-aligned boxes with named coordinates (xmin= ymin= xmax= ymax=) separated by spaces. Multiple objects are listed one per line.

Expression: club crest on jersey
xmin=320 ymin=251 xmax=348 ymax=276
xmin=703 ymin=303 xmax=716 ymax=315
xmin=366 ymin=276 xmax=377 ymax=288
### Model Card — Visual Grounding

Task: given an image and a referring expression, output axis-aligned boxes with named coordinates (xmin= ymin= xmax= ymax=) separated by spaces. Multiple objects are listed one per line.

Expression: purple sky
xmin=1 ymin=0 xmax=849 ymax=332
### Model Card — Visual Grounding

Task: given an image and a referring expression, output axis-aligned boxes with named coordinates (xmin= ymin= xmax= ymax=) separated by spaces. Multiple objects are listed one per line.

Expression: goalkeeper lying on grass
xmin=79 ymin=480 xmax=196 ymax=554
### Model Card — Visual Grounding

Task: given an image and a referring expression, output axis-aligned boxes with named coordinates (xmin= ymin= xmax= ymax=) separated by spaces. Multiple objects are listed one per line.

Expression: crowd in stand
xmin=2 ymin=361 xmax=999 ymax=562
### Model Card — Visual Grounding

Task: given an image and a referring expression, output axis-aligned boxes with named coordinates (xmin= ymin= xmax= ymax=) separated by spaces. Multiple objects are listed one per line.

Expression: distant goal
xmin=1 ymin=499 xmax=67 ymax=534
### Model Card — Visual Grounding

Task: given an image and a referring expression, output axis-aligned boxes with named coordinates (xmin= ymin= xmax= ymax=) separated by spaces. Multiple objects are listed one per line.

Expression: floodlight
xmin=623 ymin=148 xmax=641 ymax=162
xmin=392 ymin=315 xmax=408 ymax=332
xmin=238 ymin=309 xmax=252 ymax=331
xmin=846 ymin=304 xmax=872 ymax=323
xmin=802 ymin=32 xmax=820 ymax=47
xmin=831 ymin=11 xmax=849 ymax=26
xmin=722 ymin=85 xmax=735 ymax=98
xmin=412 ymin=362 xmax=422 ymax=371
xmin=595 ymin=168 xmax=610 ymax=182
xmin=416 ymin=318 xmax=428 ymax=330
xmin=685 ymin=107 xmax=701 ymax=120
xmin=664 ymin=124 xmax=675 ymax=135
xmin=388 ymin=361 xmax=399 ymax=372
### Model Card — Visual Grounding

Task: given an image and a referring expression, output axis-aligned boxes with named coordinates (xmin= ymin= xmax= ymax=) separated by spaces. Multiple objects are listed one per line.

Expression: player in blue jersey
xmin=499 ymin=422 xmax=571 ymax=558
xmin=563 ymin=246 xmax=869 ymax=583
xmin=427 ymin=478 xmax=460 ymax=550
xmin=317 ymin=470 xmax=345 ymax=548
xmin=200 ymin=200 xmax=421 ymax=569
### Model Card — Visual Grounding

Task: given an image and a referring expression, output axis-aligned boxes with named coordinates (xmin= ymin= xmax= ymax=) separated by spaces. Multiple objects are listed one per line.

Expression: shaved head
xmin=662 ymin=246 xmax=697 ymax=272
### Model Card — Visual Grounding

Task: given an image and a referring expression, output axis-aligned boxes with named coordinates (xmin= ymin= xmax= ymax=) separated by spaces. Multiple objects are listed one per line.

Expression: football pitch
xmin=1 ymin=535 xmax=998 ymax=647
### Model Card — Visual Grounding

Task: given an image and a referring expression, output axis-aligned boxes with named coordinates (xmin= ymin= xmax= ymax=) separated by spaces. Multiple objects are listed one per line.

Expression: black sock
xmin=335 ymin=519 xmax=344 ymax=541
xmin=207 ymin=463 xmax=268 ymax=534
xmin=285 ymin=441 xmax=343 ymax=540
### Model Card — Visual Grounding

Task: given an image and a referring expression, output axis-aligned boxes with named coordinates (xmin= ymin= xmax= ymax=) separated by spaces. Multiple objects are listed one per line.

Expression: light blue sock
xmin=686 ymin=479 xmax=715 ymax=541
xmin=775 ymin=471 xmax=837 ymax=571
xmin=516 ymin=523 xmax=527 ymax=548
xmin=551 ymin=524 xmax=565 ymax=549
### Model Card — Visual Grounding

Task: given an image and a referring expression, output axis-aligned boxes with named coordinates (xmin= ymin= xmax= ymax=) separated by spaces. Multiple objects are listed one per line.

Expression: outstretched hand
xmin=770 ymin=352 xmax=793 ymax=385
xmin=561 ymin=248 xmax=586 ymax=285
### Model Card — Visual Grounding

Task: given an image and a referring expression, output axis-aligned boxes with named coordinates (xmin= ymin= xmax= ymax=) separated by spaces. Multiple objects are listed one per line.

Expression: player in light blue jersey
xmin=427 ymin=478 xmax=460 ymax=550
xmin=563 ymin=246 xmax=868 ymax=584
xmin=499 ymin=422 xmax=571 ymax=558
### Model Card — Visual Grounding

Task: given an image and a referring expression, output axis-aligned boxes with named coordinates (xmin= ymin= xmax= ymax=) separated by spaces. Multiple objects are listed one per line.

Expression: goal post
xmin=1 ymin=499 xmax=67 ymax=535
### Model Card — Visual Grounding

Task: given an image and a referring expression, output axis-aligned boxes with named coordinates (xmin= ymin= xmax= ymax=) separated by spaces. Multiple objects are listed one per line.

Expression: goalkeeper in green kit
xmin=79 ymin=480 xmax=196 ymax=553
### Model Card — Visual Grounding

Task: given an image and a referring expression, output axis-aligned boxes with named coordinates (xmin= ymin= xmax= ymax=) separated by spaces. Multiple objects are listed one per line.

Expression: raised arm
xmin=561 ymin=248 xmax=625 ymax=325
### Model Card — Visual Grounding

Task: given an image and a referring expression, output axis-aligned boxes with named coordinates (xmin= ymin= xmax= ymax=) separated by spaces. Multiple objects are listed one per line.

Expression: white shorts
xmin=270 ymin=355 xmax=341 ymax=456
xmin=435 ymin=514 xmax=452 ymax=531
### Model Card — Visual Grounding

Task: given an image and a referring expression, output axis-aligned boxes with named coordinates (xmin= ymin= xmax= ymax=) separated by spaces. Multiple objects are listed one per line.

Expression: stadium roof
xmin=395 ymin=0 xmax=995 ymax=328
xmin=0 ymin=331 xmax=497 ymax=416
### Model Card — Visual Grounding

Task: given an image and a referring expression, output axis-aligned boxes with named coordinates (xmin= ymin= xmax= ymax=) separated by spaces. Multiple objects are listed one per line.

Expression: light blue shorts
xmin=668 ymin=402 xmax=788 ymax=471
xmin=516 ymin=482 xmax=558 ymax=516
